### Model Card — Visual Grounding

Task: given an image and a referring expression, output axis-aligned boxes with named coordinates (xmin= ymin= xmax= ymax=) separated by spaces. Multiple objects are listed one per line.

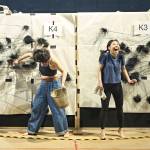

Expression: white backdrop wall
xmin=0 ymin=13 xmax=76 ymax=115
xmin=78 ymin=12 xmax=150 ymax=112
xmin=0 ymin=12 xmax=150 ymax=114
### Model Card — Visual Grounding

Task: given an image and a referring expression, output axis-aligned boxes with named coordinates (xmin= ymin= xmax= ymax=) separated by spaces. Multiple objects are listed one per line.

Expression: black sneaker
xmin=28 ymin=132 xmax=37 ymax=136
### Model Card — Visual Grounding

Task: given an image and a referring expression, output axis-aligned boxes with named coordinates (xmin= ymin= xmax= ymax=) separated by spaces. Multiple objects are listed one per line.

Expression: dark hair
xmin=33 ymin=49 xmax=50 ymax=62
xmin=106 ymin=39 xmax=119 ymax=50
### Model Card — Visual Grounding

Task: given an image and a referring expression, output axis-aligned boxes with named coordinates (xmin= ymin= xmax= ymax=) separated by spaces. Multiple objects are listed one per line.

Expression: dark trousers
xmin=100 ymin=83 xmax=123 ymax=129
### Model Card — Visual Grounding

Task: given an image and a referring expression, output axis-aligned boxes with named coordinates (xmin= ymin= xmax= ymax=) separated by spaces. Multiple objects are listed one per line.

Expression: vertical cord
xmin=74 ymin=14 xmax=80 ymax=131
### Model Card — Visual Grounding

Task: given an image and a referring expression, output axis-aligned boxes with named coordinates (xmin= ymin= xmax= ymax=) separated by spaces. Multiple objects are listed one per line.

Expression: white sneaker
xmin=64 ymin=132 xmax=70 ymax=138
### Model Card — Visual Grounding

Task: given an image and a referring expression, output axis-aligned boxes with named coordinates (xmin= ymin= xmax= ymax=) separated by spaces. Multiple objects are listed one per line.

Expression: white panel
xmin=0 ymin=13 xmax=75 ymax=115
xmin=78 ymin=12 xmax=150 ymax=112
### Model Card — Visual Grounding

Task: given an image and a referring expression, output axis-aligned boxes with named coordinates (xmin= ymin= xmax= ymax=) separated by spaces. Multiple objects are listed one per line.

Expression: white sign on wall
xmin=43 ymin=22 xmax=63 ymax=37
xmin=133 ymin=23 xmax=150 ymax=35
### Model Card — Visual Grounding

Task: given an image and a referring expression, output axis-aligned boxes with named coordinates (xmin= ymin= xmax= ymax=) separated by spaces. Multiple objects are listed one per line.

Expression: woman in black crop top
xmin=32 ymin=49 xmax=67 ymax=87
xmin=14 ymin=48 xmax=69 ymax=137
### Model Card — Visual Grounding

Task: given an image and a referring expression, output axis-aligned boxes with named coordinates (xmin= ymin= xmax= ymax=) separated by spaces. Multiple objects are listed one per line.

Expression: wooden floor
xmin=0 ymin=127 xmax=150 ymax=150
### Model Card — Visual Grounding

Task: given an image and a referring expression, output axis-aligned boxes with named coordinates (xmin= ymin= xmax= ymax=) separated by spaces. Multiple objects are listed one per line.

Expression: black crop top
xmin=39 ymin=63 xmax=57 ymax=76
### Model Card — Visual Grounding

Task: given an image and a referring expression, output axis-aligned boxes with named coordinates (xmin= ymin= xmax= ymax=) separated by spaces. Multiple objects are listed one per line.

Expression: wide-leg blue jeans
xmin=27 ymin=79 xmax=68 ymax=135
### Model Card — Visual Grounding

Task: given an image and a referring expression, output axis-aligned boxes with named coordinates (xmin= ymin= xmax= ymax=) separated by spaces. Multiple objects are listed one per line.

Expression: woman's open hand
xmin=128 ymin=79 xmax=137 ymax=84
